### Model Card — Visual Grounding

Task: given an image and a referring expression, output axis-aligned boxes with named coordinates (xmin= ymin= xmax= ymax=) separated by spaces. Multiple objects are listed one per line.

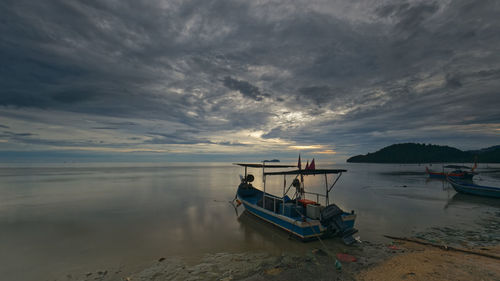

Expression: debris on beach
xmin=336 ymin=253 xmax=357 ymax=263
xmin=334 ymin=259 xmax=342 ymax=271
xmin=387 ymin=245 xmax=399 ymax=250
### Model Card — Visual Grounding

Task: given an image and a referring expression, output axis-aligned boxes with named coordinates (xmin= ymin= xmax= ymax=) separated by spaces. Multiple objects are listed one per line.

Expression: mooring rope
xmin=294 ymin=208 xmax=335 ymax=258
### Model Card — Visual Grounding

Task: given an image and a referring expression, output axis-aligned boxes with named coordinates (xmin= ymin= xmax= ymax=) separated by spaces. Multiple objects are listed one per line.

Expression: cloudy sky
xmin=1 ymin=0 xmax=499 ymax=162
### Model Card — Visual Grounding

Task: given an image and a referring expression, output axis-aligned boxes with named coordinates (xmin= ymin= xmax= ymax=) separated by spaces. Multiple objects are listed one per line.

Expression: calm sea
xmin=0 ymin=162 xmax=499 ymax=280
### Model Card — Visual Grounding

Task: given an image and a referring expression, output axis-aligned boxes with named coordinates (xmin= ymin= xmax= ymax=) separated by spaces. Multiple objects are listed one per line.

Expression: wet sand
xmin=61 ymin=212 xmax=500 ymax=281
xmin=59 ymin=248 xmax=369 ymax=281
xmin=61 ymin=238 xmax=499 ymax=281
xmin=61 ymin=205 xmax=499 ymax=281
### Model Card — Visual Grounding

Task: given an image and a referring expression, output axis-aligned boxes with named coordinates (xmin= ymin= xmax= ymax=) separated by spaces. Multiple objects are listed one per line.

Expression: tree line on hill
xmin=346 ymin=143 xmax=500 ymax=163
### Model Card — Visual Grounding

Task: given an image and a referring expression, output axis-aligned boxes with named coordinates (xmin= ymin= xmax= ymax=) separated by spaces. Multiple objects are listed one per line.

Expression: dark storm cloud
xmin=0 ymin=131 xmax=36 ymax=138
xmin=1 ymin=0 xmax=499 ymax=156
xmin=445 ymin=73 xmax=462 ymax=89
xmin=145 ymin=132 xmax=211 ymax=145
xmin=223 ymin=76 xmax=269 ymax=101
xmin=376 ymin=1 xmax=439 ymax=34
xmin=297 ymin=86 xmax=343 ymax=106
xmin=214 ymin=141 xmax=249 ymax=146
xmin=262 ymin=127 xmax=284 ymax=140
xmin=0 ymin=128 xmax=141 ymax=148
xmin=91 ymin=127 xmax=119 ymax=130
xmin=0 ymin=130 xmax=100 ymax=148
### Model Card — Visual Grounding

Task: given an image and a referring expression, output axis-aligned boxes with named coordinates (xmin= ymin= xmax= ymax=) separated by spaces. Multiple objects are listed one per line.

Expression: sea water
xmin=0 ymin=162 xmax=498 ymax=280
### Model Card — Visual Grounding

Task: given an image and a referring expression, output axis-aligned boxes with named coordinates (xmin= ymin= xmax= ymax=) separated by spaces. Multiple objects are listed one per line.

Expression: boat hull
xmin=239 ymin=198 xmax=324 ymax=239
xmin=237 ymin=188 xmax=357 ymax=242
xmin=448 ymin=179 xmax=500 ymax=198
xmin=426 ymin=169 xmax=473 ymax=180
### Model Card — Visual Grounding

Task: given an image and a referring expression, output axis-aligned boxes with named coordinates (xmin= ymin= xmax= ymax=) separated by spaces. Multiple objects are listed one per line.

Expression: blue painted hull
xmin=241 ymin=200 xmax=323 ymax=239
xmin=427 ymin=172 xmax=473 ymax=180
xmin=449 ymin=179 xmax=500 ymax=198
xmin=428 ymin=173 xmax=446 ymax=179
xmin=237 ymin=187 xmax=356 ymax=241
xmin=426 ymin=167 xmax=474 ymax=180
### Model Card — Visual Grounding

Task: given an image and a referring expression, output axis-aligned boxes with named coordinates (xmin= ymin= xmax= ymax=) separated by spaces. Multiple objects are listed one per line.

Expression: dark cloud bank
xmin=1 ymin=0 xmax=499 ymax=160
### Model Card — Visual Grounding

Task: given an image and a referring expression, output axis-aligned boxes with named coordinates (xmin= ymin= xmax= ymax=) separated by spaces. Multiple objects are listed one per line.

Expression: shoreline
xmin=63 ymin=238 xmax=500 ymax=281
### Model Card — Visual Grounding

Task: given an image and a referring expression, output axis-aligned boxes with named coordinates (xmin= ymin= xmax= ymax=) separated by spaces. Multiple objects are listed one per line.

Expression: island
xmin=346 ymin=143 xmax=500 ymax=163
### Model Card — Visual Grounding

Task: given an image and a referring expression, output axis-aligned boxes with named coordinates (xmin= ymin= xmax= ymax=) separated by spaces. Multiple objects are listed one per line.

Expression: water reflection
xmin=237 ymin=211 xmax=293 ymax=246
xmin=444 ymin=192 xmax=500 ymax=209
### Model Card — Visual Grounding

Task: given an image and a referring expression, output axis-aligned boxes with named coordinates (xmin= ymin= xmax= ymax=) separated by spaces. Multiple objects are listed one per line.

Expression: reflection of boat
xmin=448 ymin=178 xmax=500 ymax=198
xmin=237 ymin=210 xmax=291 ymax=242
xmin=233 ymin=160 xmax=358 ymax=245
xmin=445 ymin=192 xmax=500 ymax=209
xmin=425 ymin=165 xmax=475 ymax=180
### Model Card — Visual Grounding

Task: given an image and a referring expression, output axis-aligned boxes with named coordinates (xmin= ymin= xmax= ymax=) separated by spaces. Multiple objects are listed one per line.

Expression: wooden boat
xmin=448 ymin=178 xmax=500 ymax=198
xmin=233 ymin=161 xmax=358 ymax=245
xmin=426 ymin=165 xmax=474 ymax=180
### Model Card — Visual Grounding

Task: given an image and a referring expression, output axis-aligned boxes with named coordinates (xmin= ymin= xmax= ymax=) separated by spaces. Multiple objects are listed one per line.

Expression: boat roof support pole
xmin=328 ymin=172 xmax=343 ymax=193
xmin=301 ymin=176 xmax=305 ymax=199
xmin=284 ymin=174 xmax=299 ymax=197
xmin=283 ymin=175 xmax=286 ymax=215
xmin=325 ymin=173 xmax=329 ymax=206
xmin=262 ymin=163 xmax=266 ymax=208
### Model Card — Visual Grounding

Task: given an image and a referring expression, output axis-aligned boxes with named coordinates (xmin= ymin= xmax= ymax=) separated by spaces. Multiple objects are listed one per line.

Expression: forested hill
xmin=346 ymin=143 xmax=500 ymax=163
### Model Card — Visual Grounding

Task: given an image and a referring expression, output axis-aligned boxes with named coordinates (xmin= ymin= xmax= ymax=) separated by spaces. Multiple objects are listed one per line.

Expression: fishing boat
xmin=233 ymin=160 xmax=358 ymax=245
xmin=425 ymin=165 xmax=475 ymax=180
xmin=448 ymin=178 xmax=500 ymax=198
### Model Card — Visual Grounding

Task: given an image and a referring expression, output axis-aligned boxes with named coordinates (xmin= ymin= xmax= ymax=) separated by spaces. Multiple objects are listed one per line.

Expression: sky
xmin=1 ymin=0 xmax=499 ymax=163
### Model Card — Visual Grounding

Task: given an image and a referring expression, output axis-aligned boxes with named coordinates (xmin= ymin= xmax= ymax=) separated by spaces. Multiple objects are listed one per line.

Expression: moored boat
xmin=233 ymin=160 xmax=358 ymax=245
xmin=426 ymin=165 xmax=475 ymax=180
xmin=448 ymin=177 xmax=500 ymax=198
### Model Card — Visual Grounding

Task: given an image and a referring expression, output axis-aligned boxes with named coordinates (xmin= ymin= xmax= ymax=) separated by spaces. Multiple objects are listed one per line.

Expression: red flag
xmin=305 ymin=160 xmax=310 ymax=170
xmin=309 ymin=158 xmax=315 ymax=170
xmin=298 ymin=154 xmax=302 ymax=170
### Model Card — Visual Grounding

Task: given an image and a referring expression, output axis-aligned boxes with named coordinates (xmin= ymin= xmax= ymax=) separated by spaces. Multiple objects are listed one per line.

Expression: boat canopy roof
xmin=264 ymin=169 xmax=347 ymax=176
xmin=444 ymin=165 xmax=471 ymax=169
xmin=233 ymin=163 xmax=297 ymax=168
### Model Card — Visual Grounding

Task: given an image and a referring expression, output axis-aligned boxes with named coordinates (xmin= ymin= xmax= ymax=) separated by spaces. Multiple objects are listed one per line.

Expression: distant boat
xmin=425 ymin=165 xmax=475 ymax=180
xmin=233 ymin=161 xmax=358 ymax=245
xmin=448 ymin=178 xmax=500 ymax=198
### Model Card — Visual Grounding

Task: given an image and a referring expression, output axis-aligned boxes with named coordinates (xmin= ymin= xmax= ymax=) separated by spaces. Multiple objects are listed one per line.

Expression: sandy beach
xmin=356 ymin=241 xmax=500 ymax=281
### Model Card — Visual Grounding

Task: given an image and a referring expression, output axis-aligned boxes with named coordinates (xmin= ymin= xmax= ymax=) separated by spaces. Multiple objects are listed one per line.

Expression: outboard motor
xmin=320 ymin=204 xmax=358 ymax=245
xmin=245 ymin=174 xmax=255 ymax=183
xmin=238 ymin=174 xmax=259 ymax=197
xmin=239 ymin=174 xmax=255 ymax=188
